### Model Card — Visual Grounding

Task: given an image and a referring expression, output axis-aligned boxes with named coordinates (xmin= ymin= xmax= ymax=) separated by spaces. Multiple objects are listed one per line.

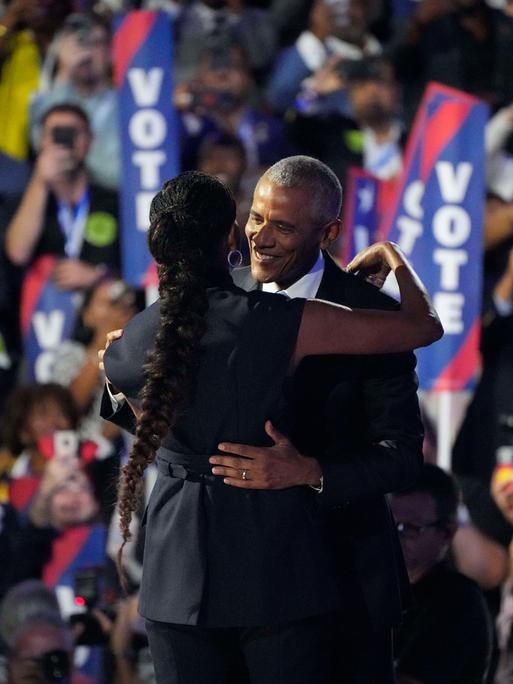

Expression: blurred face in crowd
xmin=349 ymin=69 xmax=399 ymax=129
xmin=40 ymin=110 xmax=91 ymax=169
xmin=390 ymin=492 xmax=453 ymax=584
xmin=198 ymin=47 xmax=252 ymax=109
xmin=246 ymin=178 xmax=339 ymax=289
xmin=8 ymin=622 xmax=73 ymax=684
xmin=82 ymin=280 xmax=137 ymax=333
xmin=65 ymin=24 xmax=111 ymax=88
xmin=49 ymin=470 xmax=99 ymax=529
xmin=23 ymin=399 xmax=72 ymax=448
xmin=199 ymin=144 xmax=247 ymax=195
xmin=317 ymin=0 xmax=370 ymax=45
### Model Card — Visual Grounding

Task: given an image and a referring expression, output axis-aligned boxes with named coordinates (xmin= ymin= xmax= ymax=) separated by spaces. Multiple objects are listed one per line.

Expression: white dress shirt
xmin=262 ymin=251 xmax=325 ymax=299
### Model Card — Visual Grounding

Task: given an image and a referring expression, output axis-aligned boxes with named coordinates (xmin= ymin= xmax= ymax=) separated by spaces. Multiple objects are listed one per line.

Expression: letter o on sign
xmin=432 ymin=206 xmax=471 ymax=248
xmin=129 ymin=110 xmax=167 ymax=149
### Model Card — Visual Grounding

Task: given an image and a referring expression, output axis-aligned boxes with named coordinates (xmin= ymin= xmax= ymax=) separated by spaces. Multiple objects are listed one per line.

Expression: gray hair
xmin=263 ymin=156 xmax=342 ymax=224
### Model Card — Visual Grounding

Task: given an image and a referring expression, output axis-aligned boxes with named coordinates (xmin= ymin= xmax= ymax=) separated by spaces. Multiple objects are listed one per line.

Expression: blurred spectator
xmin=286 ymin=55 xmax=404 ymax=185
xmin=197 ymin=132 xmax=251 ymax=228
xmin=266 ymin=0 xmax=382 ymax=116
xmin=0 ymin=0 xmax=72 ymax=160
xmin=173 ymin=0 xmax=277 ymax=83
xmin=391 ymin=463 xmax=492 ymax=684
xmin=178 ymin=43 xmax=293 ymax=181
xmin=453 ymin=246 xmax=513 ymax=553
xmin=0 ymin=152 xmax=30 ymax=418
xmin=485 ymin=104 xmax=513 ymax=204
xmin=50 ymin=278 xmax=137 ymax=454
xmin=392 ymin=0 xmax=513 ymax=125
xmin=1 ymin=383 xmax=78 ymax=480
xmin=30 ymin=12 xmax=120 ymax=190
xmin=5 ymin=103 xmax=120 ymax=287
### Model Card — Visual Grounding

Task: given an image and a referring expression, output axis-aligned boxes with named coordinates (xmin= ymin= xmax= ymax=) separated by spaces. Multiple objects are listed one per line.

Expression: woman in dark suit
xmin=102 ymin=171 xmax=441 ymax=684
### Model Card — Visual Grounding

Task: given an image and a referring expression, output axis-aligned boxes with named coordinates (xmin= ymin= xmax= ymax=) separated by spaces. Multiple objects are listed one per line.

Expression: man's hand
xmin=52 ymin=258 xmax=99 ymax=290
xmin=209 ymin=421 xmax=323 ymax=489
xmin=34 ymin=144 xmax=77 ymax=186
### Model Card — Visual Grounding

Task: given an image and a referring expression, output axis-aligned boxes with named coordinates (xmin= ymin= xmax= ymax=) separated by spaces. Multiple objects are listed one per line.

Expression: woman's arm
xmin=293 ymin=242 xmax=443 ymax=365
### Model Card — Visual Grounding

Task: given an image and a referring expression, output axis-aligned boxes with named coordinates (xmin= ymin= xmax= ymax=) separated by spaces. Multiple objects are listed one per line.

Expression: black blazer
xmin=102 ymin=281 xmax=341 ymax=627
xmin=233 ymin=253 xmax=424 ymax=629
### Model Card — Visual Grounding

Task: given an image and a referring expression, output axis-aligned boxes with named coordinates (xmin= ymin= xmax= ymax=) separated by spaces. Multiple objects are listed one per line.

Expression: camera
xmin=51 ymin=126 xmax=77 ymax=149
xmin=38 ymin=649 xmax=71 ymax=684
xmin=69 ymin=567 xmax=110 ymax=646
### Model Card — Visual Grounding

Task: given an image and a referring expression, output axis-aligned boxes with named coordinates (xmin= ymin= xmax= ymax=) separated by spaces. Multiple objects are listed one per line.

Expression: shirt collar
xmin=262 ymin=252 xmax=325 ymax=298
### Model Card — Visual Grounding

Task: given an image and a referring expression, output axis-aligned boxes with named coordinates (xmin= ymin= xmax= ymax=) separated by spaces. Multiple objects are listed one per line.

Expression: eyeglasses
xmin=395 ymin=520 xmax=443 ymax=538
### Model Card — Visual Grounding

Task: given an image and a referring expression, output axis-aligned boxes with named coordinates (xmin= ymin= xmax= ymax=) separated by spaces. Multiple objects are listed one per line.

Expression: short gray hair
xmin=263 ymin=156 xmax=342 ymax=224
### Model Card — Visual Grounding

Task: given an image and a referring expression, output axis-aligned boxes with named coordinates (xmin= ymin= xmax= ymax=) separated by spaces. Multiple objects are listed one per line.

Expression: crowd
xmin=1 ymin=0 xmax=513 ymax=681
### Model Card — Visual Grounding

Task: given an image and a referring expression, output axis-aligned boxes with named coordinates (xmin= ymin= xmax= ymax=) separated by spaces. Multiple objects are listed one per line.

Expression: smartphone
xmin=74 ymin=567 xmax=101 ymax=608
xmin=52 ymin=125 xmax=76 ymax=148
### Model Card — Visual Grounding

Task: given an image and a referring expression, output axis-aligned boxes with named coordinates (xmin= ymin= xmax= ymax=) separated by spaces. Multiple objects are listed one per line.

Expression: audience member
xmin=5 ymin=103 xmax=120 ymax=286
xmin=197 ymin=131 xmax=251 ymax=228
xmin=30 ymin=12 xmax=120 ymax=189
xmin=178 ymin=42 xmax=292 ymax=181
xmin=392 ymin=0 xmax=513 ymax=124
xmin=266 ymin=0 xmax=382 ymax=116
xmin=0 ymin=0 xmax=72 ymax=160
xmin=173 ymin=0 xmax=278 ymax=83
xmin=287 ymin=55 xmax=403 ymax=185
xmin=391 ymin=463 xmax=492 ymax=684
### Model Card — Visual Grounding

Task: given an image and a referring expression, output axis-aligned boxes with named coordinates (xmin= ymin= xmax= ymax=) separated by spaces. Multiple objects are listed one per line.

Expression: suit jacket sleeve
xmin=99 ymin=385 xmax=137 ymax=435
xmin=318 ymin=350 xmax=424 ymax=507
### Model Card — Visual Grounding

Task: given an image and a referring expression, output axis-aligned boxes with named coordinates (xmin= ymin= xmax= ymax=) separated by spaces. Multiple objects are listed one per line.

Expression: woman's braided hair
xmin=117 ymin=172 xmax=236 ymax=578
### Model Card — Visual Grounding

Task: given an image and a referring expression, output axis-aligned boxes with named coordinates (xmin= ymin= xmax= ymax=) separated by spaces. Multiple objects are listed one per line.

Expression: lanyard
xmin=57 ymin=189 xmax=90 ymax=259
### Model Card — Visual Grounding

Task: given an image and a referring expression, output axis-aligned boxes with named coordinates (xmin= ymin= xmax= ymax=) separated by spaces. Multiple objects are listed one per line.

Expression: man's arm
xmin=210 ymin=352 xmax=424 ymax=504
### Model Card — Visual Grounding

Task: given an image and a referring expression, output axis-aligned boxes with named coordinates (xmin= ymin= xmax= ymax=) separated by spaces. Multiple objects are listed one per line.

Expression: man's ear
xmin=227 ymin=221 xmax=239 ymax=252
xmin=320 ymin=218 xmax=341 ymax=249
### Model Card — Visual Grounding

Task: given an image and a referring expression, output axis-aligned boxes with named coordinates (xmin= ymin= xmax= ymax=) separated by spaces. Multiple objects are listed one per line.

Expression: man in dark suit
xmin=209 ymin=155 xmax=424 ymax=683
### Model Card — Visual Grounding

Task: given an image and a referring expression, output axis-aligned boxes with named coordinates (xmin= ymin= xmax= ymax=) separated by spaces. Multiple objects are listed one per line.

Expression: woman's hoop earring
xmin=227 ymin=249 xmax=243 ymax=268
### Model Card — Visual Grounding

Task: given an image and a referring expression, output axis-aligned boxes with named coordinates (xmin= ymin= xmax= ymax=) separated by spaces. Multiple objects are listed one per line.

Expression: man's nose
xmin=252 ymin=222 xmax=274 ymax=247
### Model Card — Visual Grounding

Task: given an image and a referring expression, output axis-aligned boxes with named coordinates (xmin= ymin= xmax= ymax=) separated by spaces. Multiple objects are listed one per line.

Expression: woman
xmin=102 ymin=171 xmax=442 ymax=684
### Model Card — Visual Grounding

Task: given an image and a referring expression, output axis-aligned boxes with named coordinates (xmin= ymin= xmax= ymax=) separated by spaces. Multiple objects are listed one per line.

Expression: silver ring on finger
xmin=242 ymin=469 xmax=248 ymax=480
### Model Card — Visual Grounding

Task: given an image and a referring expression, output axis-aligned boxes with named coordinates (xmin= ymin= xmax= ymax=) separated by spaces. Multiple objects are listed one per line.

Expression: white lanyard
xmin=57 ymin=189 xmax=90 ymax=258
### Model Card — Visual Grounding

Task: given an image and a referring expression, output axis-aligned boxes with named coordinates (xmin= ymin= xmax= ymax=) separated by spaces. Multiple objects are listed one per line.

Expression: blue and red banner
xmin=340 ymin=168 xmax=397 ymax=264
xmin=113 ymin=11 xmax=180 ymax=287
xmin=21 ymin=256 xmax=78 ymax=381
xmin=381 ymin=83 xmax=488 ymax=391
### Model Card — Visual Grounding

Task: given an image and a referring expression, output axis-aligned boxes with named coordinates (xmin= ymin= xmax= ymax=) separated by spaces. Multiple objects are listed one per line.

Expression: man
xmin=30 ymin=13 xmax=120 ymax=189
xmin=391 ymin=464 xmax=491 ymax=684
xmin=210 ymin=155 xmax=423 ymax=682
xmin=5 ymin=102 xmax=120 ymax=288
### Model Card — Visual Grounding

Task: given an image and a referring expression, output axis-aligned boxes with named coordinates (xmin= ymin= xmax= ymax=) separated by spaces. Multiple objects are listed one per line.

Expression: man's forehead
xmin=252 ymin=179 xmax=312 ymax=214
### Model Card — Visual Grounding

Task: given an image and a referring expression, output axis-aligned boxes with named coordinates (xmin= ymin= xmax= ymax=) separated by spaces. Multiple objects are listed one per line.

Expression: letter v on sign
xmin=127 ymin=68 xmax=164 ymax=107
xmin=435 ymin=162 xmax=473 ymax=204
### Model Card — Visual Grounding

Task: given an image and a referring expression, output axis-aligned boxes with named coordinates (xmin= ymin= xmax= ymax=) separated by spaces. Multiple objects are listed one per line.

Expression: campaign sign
xmin=340 ymin=168 xmax=397 ymax=264
xmin=381 ymin=83 xmax=488 ymax=391
xmin=21 ymin=256 xmax=78 ymax=381
xmin=113 ymin=11 xmax=179 ymax=287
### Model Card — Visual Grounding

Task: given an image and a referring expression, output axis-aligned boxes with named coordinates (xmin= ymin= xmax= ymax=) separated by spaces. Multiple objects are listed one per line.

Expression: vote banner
xmin=381 ymin=82 xmax=488 ymax=391
xmin=113 ymin=11 xmax=180 ymax=287
xmin=340 ymin=168 xmax=397 ymax=264
xmin=21 ymin=256 xmax=78 ymax=381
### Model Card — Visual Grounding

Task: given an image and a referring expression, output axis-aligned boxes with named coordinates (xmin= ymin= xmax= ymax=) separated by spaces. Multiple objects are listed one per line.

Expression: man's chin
xmin=250 ymin=263 xmax=279 ymax=284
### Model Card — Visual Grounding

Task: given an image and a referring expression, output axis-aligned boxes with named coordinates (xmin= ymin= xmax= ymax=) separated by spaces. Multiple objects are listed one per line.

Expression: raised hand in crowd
xmin=52 ymin=258 xmax=102 ymax=290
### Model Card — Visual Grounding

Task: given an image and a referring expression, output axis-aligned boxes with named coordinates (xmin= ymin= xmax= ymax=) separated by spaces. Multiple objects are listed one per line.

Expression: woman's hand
xmin=346 ymin=241 xmax=402 ymax=288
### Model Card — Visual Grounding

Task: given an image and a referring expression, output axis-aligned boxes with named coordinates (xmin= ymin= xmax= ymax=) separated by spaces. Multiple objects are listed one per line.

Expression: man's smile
xmin=253 ymin=249 xmax=280 ymax=262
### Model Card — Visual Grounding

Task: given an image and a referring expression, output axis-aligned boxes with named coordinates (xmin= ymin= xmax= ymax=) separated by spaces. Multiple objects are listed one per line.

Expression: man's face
xmin=390 ymin=492 xmax=450 ymax=584
xmin=40 ymin=111 xmax=91 ymax=165
xmin=349 ymin=76 xmax=398 ymax=128
xmin=245 ymin=179 xmax=338 ymax=289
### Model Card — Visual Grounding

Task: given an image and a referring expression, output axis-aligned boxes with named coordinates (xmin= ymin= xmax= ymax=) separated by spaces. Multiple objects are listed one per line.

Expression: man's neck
xmin=52 ymin=169 xmax=89 ymax=205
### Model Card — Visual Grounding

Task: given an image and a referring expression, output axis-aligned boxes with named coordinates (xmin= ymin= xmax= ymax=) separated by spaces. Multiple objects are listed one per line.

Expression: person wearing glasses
xmin=390 ymin=463 xmax=492 ymax=684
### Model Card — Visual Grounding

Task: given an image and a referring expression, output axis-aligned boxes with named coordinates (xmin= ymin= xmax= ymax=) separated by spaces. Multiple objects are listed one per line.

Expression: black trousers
xmin=145 ymin=613 xmax=334 ymax=684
